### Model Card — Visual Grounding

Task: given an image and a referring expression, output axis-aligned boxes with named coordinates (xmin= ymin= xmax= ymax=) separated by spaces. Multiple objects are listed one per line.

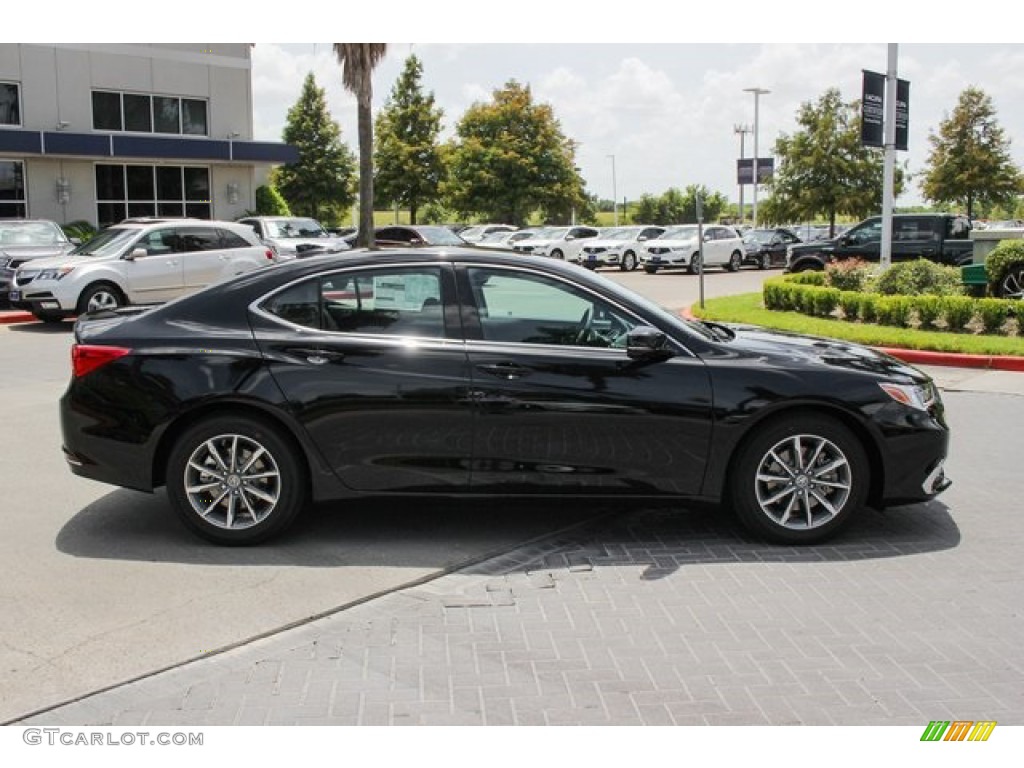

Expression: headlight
xmin=878 ymin=381 xmax=938 ymax=411
xmin=36 ymin=266 xmax=76 ymax=281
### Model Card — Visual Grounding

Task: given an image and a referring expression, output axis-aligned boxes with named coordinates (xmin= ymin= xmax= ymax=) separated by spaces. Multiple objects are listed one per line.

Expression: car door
xmin=705 ymin=227 xmax=730 ymax=266
xmin=251 ymin=263 xmax=474 ymax=492
xmin=836 ymin=218 xmax=882 ymax=261
xmin=179 ymin=225 xmax=230 ymax=294
xmin=458 ymin=264 xmax=713 ymax=495
xmin=120 ymin=226 xmax=185 ymax=303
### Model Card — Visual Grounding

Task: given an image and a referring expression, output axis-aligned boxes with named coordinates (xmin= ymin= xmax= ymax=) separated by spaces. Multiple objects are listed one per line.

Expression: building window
xmin=0 ymin=160 xmax=27 ymax=217
xmin=95 ymin=164 xmax=211 ymax=228
xmin=91 ymin=91 xmax=208 ymax=137
xmin=0 ymin=83 xmax=21 ymax=127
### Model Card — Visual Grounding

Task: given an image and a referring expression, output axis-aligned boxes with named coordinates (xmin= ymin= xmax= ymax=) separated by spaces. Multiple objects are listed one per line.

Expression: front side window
xmin=847 ymin=220 xmax=883 ymax=245
xmin=0 ymin=160 xmax=26 ymax=218
xmin=264 ymin=267 xmax=445 ymax=338
xmin=466 ymin=267 xmax=639 ymax=349
xmin=0 ymin=83 xmax=22 ymax=126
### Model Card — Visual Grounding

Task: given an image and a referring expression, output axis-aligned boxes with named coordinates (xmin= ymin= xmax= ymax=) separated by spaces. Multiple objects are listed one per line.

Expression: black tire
xmin=728 ymin=414 xmax=869 ymax=545
xmin=34 ymin=311 xmax=67 ymax=324
xmin=757 ymin=254 xmax=769 ymax=270
xmin=687 ymin=253 xmax=702 ymax=275
xmin=166 ymin=415 xmax=307 ymax=545
xmin=727 ymin=250 xmax=743 ymax=272
xmin=550 ymin=248 xmax=564 ymax=260
xmin=76 ymin=282 xmax=124 ymax=315
xmin=620 ymin=251 xmax=637 ymax=272
xmin=997 ymin=264 xmax=1024 ymax=300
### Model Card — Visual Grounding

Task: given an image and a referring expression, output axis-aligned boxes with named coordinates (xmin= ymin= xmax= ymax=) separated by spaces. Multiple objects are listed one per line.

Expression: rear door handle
xmin=476 ymin=363 xmax=531 ymax=380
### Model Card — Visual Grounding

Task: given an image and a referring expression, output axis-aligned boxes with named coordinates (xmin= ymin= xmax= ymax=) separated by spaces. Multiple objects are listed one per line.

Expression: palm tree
xmin=333 ymin=43 xmax=387 ymax=248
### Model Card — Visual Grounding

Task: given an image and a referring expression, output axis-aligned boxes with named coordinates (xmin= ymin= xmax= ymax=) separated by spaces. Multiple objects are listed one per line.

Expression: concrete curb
xmin=678 ymin=306 xmax=1024 ymax=372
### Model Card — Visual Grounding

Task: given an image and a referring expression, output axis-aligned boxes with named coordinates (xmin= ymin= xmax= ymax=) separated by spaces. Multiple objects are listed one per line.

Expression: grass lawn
xmin=690 ymin=292 xmax=1024 ymax=358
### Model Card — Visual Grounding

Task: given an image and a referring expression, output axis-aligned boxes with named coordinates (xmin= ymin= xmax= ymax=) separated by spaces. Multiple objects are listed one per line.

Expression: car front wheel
xmin=77 ymin=282 xmax=124 ymax=315
xmin=727 ymin=250 xmax=743 ymax=272
xmin=729 ymin=414 xmax=869 ymax=544
xmin=166 ymin=415 xmax=307 ymax=545
xmin=687 ymin=253 xmax=702 ymax=275
xmin=621 ymin=251 xmax=637 ymax=272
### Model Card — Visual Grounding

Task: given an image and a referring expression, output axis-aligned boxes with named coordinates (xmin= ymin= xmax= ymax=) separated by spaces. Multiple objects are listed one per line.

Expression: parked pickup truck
xmin=785 ymin=213 xmax=974 ymax=272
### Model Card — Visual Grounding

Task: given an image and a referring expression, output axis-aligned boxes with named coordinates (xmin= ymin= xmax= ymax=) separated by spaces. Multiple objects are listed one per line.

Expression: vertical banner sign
xmin=756 ymin=157 xmax=775 ymax=184
xmin=861 ymin=70 xmax=885 ymax=147
xmin=737 ymin=158 xmax=754 ymax=185
xmin=895 ymin=78 xmax=910 ymax=151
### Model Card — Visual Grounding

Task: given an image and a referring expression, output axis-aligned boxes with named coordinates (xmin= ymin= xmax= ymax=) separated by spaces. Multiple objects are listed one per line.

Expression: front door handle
xmin=289 ymin=347 xmax=345 ymax=365
xmin=476 ymin=363 xmax=531 ymax=380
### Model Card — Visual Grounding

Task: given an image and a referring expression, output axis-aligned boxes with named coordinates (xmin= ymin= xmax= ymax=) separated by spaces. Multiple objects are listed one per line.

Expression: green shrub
xmin=254 ymin=184 xmax=291 ymax=216
xmin=976 ymin=298 xmax=1011 ymax=334
xmin=812 ymin=287 xmax=841 ymax=317
xmin=838 ymin=291 xmax=861 ymax=320
xmin=857 ymin=293 xmax=877 ymax=323
xmin=874 ymin=296 xmax=913 ymax=327
xmin=60 ymin=220 xmax=97 ymax=244
xmin=788 ymin=271 xmax=826 ymax=286
xmin=825 ymin=258 xmax=872 ymax=292
xmin=874 ymin=259 xmax=964 ymax=296
xmin=941 ymin=296 xmax=975 ymax=332
xmin=985 ymin=240 xmax=1024 ymax=296
xmin=914 ymin=295 xmax=943 ymax=330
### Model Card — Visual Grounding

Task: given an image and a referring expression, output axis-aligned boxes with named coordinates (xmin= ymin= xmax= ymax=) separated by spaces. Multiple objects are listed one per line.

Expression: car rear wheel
xmin=757 ymin=254 xmax=769 ymax=270
xmin=728 ymin=414 xmax=869 ymax=544
xmin=727 ymin=250 xmax=743 ymax=272
xmin=550 ymin=248 xmax=564 ymax=260
xmin=621 ymin=251 xmax=637 ymax=272
xmin=77 ymin=282 xmax=124 ymax=315
xmin=166 ymin=415 xmax=306 ymax=545
xmin=997 ymin=264 xmax=1024 ymax=300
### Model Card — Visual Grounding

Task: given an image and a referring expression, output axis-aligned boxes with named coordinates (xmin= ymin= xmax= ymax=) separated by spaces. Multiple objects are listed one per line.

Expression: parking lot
xmin=3 ymin=268 xmax=1023 ymax=728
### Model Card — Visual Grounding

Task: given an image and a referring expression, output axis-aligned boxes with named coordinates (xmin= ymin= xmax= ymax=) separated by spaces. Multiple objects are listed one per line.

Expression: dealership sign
xmin=862 ymin=70 xmax=909 ymax=150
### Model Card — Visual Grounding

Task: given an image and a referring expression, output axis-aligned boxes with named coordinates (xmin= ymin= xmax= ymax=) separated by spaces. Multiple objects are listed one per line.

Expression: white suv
xmin=8 ymin=219 xmax=277 ymax=323
xmin=640 ymin=224 xmax=746 ymax=274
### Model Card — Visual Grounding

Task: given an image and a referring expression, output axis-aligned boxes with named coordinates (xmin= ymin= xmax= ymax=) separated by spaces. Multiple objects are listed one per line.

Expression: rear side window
xmin=263 ymin=267 xmax=445 ymax=338
xmin=179 ymin=227 xmax=221 ymax=253
xmin=218 ymin=228 xmax=253 ymax=249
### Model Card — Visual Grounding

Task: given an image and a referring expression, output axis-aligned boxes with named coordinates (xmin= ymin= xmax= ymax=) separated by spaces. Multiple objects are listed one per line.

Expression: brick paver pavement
xmin=15 ymin=391 xmax=1024 ymax=726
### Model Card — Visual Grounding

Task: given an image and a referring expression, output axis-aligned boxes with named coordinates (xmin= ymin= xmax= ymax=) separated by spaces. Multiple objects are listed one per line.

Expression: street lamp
xmin=607 ymin=154 xmax=618 ymax=226
xmin=743 ymin=87 xmax=770 ymax=228
xmin=733 ymin=124 xmax=751 ymax=225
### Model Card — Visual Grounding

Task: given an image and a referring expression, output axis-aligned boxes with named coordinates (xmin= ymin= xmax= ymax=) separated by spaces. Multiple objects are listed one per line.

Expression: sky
xmin=250 ymin=38 xmax=1024 ymax=210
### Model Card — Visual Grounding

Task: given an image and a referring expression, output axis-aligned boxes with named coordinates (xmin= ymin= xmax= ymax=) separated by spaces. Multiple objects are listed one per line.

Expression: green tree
xmin=761 ymin=88 xmax=904 ymax=233
xmin=276 ymin=73 xmax=355 ymax=221
xmin=444 ymin=80 xmax=587 ymax=226
xmin=920 ymin=86 xmax=1022 ymax=220
xmin=374 ymin=54 xmax=445 ymax=225
xmin=634 ymin=193 xmax=660 ymax=224
xmin=254 ymin=183 xmax=291 ymax=216
xmin=333 ymin=43 xmax=388 ymax=247
xmin=679 ymin=185 xmax=728 ymax=224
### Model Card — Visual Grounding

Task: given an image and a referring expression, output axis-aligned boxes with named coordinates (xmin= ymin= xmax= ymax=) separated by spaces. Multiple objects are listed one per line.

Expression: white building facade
xmin=0 ymin=43 xmax=295 ymax=227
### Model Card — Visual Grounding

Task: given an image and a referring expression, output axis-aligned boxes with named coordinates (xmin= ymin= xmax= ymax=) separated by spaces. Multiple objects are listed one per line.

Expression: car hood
xmin=0 ymin=244 xmax=74 ymax=264
xmin=11 ymin=253 xmax=107 ymax=272
xmin=718 ymin=322 xmax=928 ymax=382
xmin=646 ymin=238 xmax=698 ymax=248
xmin=517 ymin=238 xmax=555 ymax=247
xmin=583 ymin=239 xmax=635 ymax=249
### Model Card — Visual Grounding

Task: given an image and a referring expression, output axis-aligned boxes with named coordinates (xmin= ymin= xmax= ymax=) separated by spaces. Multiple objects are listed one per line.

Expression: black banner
xmin=737 ymin=157 xmax=774 ymax=184
xmin=861 ymin=70 xmax=885 ymax=147
xmin=895 ymin=78 xmax=910 ymax=151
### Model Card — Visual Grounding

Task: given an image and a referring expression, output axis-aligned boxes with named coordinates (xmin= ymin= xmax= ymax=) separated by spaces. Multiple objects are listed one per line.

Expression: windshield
xmin=745 ymin=230 xmax=776 ymax=244
xmin=0 ymin=221 xmax=67 ymax=246
xmin=418 ymin=226 xmax=466 ymax=246
xmin=661 ymin=226 xmax=699 ymax=240
xmin=480 ymin=231 xmax=508 ymax=243
xmin=601 ymin=227 xmax=640 ymax=240
xmin=71 ymin=227 xmax=140 ymax=257
xmin=265 ymin=218 xmax=328 ymax=239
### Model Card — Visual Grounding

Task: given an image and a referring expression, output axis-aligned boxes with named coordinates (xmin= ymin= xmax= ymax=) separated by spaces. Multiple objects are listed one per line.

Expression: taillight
xmin=71 ymin=344 xmax=132 ymax=378
xmin=265 ymin=249 xmax=276 ymax=261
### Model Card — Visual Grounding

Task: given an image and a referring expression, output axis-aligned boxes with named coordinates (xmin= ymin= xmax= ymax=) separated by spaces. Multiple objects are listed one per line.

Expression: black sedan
xmin=742 ymin=227 xmax=802 ymax=269
xmin=60 ymin=248 xmax=950 ymax=546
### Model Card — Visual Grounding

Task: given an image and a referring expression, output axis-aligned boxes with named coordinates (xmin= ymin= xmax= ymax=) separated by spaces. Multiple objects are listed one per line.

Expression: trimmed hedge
xmin=762 ymin=274 xmax=1019 ymax=335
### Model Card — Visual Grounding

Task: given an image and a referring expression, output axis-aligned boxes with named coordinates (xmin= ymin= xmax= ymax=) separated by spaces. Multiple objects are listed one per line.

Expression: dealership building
xmin=0 ymin=43 xmax=296 ymax=227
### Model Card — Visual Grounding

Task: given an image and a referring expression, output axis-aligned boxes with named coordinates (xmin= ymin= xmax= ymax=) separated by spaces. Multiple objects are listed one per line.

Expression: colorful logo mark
xmin=920 ymin=721 xmax=997 ymax=742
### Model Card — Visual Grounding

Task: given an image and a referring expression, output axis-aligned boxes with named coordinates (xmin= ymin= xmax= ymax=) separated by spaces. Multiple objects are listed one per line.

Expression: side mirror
xmin=565 ymin=235 xmax=576 ymax=241
xmin=69 ymin=237 xmax=82 ymax=245
xmin=637 ymin=235 xmax=648 ymax=242
xmin=124 ymin=247 xmax=147 ymax=261
xmin=626 ymin=326 xmax=674 ymax=362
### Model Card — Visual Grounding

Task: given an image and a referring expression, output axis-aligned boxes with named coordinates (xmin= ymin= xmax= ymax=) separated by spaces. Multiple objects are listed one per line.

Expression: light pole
xmin=733 ymin=124 xmax=751 ymax=225
xmin=744 ymin=87 xmax=770 ymax=228
xmin=607 ymin=154 xmax=618 ymax=226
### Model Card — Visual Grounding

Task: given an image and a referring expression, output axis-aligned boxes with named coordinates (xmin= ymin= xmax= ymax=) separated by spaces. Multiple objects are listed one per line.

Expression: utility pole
xmin=880 ymin=44 xmax=898 ymax=270
xmin=733 ymin=124 xmax=751 ymax=224
xmin=744 ymin=87 xmax=770 ymax=228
